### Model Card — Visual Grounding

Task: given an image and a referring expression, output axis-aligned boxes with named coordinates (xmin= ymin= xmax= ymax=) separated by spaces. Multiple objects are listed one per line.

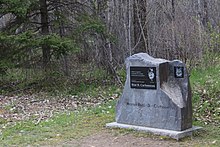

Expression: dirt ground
xmin=54 ymin=130 xmax=195 ymax=147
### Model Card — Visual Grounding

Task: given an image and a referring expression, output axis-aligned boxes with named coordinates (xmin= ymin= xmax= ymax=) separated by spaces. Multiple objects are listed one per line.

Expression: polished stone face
xmin=116 ymin=53 xmax=192 ymax=131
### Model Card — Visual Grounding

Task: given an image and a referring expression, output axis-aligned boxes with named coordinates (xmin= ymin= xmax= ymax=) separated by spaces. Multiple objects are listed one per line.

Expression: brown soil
xmin=54 ymin=130 xmax=194 ymax=147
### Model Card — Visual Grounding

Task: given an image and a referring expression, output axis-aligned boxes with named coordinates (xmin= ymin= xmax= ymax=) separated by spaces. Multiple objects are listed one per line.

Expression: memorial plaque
xmin=130 ymin=67 xmax=157 ymax=89
xmin=174 ymin=66 xmax=184 ymax=78
xmin=116 ymin=53 xmax=192 ymax=131
xmin=106 ymin=53 xmax=202 ymax=140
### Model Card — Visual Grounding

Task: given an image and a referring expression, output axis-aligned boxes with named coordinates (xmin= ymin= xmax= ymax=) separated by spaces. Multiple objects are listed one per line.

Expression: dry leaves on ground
xmin=0 ymin=93 xmax=118 ymax=125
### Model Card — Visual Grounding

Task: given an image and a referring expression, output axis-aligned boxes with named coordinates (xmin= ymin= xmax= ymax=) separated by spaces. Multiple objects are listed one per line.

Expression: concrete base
xmin=106 ymin=122 xmax=202 ymax=140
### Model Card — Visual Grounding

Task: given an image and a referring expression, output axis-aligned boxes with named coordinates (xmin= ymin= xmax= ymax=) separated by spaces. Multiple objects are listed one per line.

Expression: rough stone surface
xmin=106 ymin=122 xmax=202 ymax=140
xmin=115 ymin=53 xmax=192 ymax=131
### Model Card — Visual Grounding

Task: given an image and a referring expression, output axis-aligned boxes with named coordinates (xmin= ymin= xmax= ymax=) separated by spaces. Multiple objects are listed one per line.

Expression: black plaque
xmin=174 ymin=66 xmax=184 ymax=78
xmin=130 ymin=67 xmax=157 ymax=89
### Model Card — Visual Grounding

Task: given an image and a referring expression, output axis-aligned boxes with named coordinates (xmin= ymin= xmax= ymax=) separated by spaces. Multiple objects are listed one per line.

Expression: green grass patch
xmin=1 ymin=98 xmax=220 ymax=146
xmin=190 ymin=61 xmax=220 ymax=125
xmin=0 ymin=118 xmax=7 ymax=125
xmin=0 ymin=100 xmax=116 ymax=146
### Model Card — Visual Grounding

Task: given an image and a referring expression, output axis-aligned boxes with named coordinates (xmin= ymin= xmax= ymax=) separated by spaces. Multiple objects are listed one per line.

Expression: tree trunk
xmin=197 ymin=0 xmax=203 ymax=58
xmin=133 ymin=0 xmax=148 ymax=53
xmin=171 ymin=0 xmax=176 ymax=59
xmin=203 ymin=0 xmax=209 ymax=28
xmin=39 ymin=0 xmax=50 ymax=70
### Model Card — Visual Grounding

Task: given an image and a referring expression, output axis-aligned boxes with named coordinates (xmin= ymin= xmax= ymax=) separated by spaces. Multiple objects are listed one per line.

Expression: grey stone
xmin=115 ymin=53 xmax=193 ymax=131
xmin=106 ymin=122 xmax=202 ymax=140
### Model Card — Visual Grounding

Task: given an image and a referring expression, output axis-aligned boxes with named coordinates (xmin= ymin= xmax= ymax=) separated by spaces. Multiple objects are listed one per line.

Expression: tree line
xmin=0 ymin=0 xmax=220 ymax=80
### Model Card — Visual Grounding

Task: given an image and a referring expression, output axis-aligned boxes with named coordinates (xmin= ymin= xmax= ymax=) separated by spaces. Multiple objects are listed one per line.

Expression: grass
xmin=190 ymin=65 xmax=220 ymax=95
xmin=0 ymin=57 xmax=220 ymax=146
xmin=0 ymin=100 xmax=116 ymax=146
xmin=1 ymin=99 xmax=220 ymax=146
xmin=190 ymin=60 xmax=220 ymax=125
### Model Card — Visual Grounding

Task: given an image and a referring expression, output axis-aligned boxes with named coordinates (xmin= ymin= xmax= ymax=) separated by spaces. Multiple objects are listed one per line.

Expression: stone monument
xmin=106 ymin=53 xmax=202 ymax=140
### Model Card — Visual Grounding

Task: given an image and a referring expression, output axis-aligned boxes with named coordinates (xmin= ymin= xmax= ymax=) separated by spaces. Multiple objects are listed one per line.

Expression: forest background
xmin=0 ymin=0 xmax=220 ymax=145
xmin=1 ymin=0 xmax=220 ymax=88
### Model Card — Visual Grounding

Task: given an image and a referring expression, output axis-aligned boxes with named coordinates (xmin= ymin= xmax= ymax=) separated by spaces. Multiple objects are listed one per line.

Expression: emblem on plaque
xmin=148 ymin=68 xmax=155 ymax=81
xmin=174 ymin=66 xmax=184 ymax=78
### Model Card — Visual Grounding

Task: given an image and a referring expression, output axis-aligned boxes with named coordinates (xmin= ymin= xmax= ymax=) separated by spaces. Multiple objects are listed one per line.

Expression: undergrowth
xmin=190 ymin=55 xmax=220 ymax=125
xmin=0 ymin=64 xmax=121 ymax=96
